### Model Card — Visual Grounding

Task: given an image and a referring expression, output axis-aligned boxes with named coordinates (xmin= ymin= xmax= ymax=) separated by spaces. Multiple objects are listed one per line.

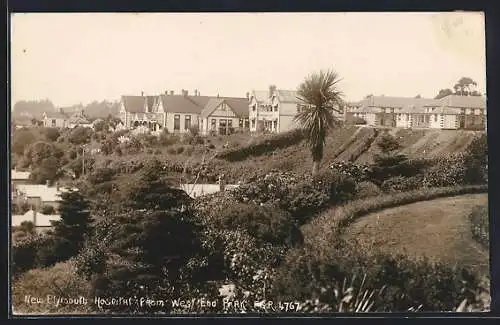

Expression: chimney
xmin=165 ymin=90 xmax=168 ymax=95
xmin=246 ymin=92 xmax=250 ymax=99
xmin=141 ymin=91 xmax=144 ymax=96
xmin=45 ymin=179 xmax=50 ymax=187
xmin=170 ymin=90 xmax=174 ymax=96
xmin=194 ymin=89 xmax=198 ymax=96
xmin=217 ymin=93 xmax=220 ymax=98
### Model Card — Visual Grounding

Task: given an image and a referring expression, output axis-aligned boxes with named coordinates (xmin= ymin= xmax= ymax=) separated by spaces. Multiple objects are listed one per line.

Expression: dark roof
xmin=44 ymin=111 xmax=68 ymax=119
xmin=225 ymin=98 xmax=250 ymax=118
xmin=200 ymin=98 xmax=224 ymax=119
xmin=122 ymin=96 xmax=146 ymax=113
xmin=439 ymin=95 xmax=486 ymax=109
xmin=122 ymin=93 xmax=248 ymax=115
xmin=188 ymin=96 xmax=213 ymax=108
xmin=160 ymin=95 xmax=203 ymax=114
xmin=348 ymin=95 xmax=486 ymax=114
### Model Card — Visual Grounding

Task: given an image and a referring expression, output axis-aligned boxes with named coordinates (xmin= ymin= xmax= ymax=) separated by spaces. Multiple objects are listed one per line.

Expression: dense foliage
xmin=469 ymin=204 xmax=489 ymax=249
xmin=216 ymin=129 xmax=305 ymax=162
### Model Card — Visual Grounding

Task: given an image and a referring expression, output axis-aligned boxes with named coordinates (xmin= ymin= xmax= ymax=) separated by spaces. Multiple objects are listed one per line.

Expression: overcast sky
xmin=11 ymin=12 xmax=486 ymax=107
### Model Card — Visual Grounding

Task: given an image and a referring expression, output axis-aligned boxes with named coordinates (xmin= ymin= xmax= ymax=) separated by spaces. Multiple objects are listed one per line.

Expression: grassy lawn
xmin=343 ymin=193 xmax=489 ymax=276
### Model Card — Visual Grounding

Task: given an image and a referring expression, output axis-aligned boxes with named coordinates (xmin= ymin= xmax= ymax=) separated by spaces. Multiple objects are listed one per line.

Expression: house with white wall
xmin=119 ymin=90 xmax=248 ymax=135
xmin=249 ymin=88 xmax=303 ymax=134
xmin=199 ymin=97 xmax=249 ymax=135
xmin=43 ymin=110 xmax=68 ymax=128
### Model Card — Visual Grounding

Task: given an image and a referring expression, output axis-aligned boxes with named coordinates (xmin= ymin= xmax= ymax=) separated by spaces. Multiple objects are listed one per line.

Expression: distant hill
xmin=12 ymin=99 xmax=121 ymax=120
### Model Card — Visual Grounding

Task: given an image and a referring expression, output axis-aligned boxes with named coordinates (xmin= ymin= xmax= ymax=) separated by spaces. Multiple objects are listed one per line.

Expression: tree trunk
xmin=312 ymin=160 xmax=320 ymax=176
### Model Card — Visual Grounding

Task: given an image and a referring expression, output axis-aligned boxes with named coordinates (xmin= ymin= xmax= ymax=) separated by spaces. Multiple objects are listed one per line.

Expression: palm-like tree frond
xmin=294 ymin=69 xmax=344 ymax=174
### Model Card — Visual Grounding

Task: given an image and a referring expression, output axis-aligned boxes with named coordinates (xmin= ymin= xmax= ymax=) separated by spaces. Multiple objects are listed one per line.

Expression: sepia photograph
xmin=9 ymin=12 xmax=489 ymax=315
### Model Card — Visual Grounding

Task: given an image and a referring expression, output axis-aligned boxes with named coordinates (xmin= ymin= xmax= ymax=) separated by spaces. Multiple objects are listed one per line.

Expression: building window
xmin=239 ymin=119 xmax=243 ymax=128
xmin=211 ymin=119 xmax=216 ymax=130
xmin=273 ymin=120 xmax=277 ymax=130
xmin=228 ymin=119 xmax=233 ymax=128
xmin=434 ymin=114 xmax=438 ymax=122
xmin=274 ymin=105 xmax=278 ymax=112
xmin=252 ymin=104 xmax=256 ymax=111
xmin=174 ymin=114 xmax=180 ymax=130
xmin=51 ymin=119 xmax=56 ymax=126
xmin=185 ymin=115 xmax=191 ymax=130
xmin=251 ymin=119 xmax=255 ymax=128
xmin=245 ymin=118 xmax=249 ymax=128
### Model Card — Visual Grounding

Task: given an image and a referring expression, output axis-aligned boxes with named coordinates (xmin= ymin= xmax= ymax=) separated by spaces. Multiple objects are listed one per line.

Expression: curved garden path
xmin=343 ymin=194 xmax=489 ymax=275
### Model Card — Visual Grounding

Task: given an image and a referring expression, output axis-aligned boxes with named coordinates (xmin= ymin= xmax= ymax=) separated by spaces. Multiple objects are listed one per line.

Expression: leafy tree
xmin=454 ymin=77 xmax=479 ymax=96
xmin=43 ymin=127 xmax=60 ymax=142
xmin=121 ymin=158 xmax=192 ymax=211
xmin=19 ymin=221 xmax=36 ymax=236
xmin=369 ymin=132 xmax=410 ymax=185
xmin=463 ymin=134 xmax=488 ymax=184
xmin=294 ymin=69 xmax=344 ymax=175
xmin=23 ymin=141 xmax=63 ymax=166
xmin=434 ymin=88 xmax=454 ymax=99
xmin=40 ymin=204 xmax=56 ymax=214
xmin=50 ymin=189 xmax=93 ymax=262
xmin=69 ymin=126 xmax=92 ymax=145
xmin=12 ymin=129 xmax=36 ymax=156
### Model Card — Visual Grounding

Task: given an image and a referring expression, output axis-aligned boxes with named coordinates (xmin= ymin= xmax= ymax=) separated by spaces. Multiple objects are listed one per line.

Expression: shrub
xmin=215 ymin=202 xmax=303 ymax=246
xmin=40 ymin=204 xmax=56 ymax=214
xmin=11 ymin=234 xmax=54 ymax=277
xmin=381 ymin=175 xmax=424 ymax=193
xmin=69 ymin=127 xmax=93 ymax=145
xmin=273 ymin=240 xmax=484 ymax=312
xmin=11 ymin=260 xmax=93 ymax=314
xmin=231 ymin=170 xmax=356 ymax=226
xmin=43 ymin=127 xmax=60 ymax=142
xmin=469 ymin=205 xmax=489 ymax=249
xmin=355 ymin=181 xmax=381 ymax=199
xmin=217 ymin=129 xmax=305 ymax=161
xmin=350 ymin=116 xmax=367 ymax=125
xmin=423 ymin=154 xmax=467 ymax=187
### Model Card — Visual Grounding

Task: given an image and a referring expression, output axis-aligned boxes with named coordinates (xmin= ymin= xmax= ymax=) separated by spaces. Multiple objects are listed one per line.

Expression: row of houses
xmin=118 ymin=90 xmax=249 ymax=136
xmin=27 ymin=89 xmax=487 ymax=135
xmin=345 ymin=95 xmax=487 ymax=130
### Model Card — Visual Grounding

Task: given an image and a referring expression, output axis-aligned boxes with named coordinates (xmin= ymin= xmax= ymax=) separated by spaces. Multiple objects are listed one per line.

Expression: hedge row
xmin=302 ymin=184 xmax=488 ymax=248
xmin=216 ymin=129 xmax=306 ymax=162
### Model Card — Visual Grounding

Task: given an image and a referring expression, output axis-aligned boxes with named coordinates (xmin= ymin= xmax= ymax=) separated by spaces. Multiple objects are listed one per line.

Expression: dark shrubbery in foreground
xmin=469 ymin=204 xmax=489 ymax=249
xmin=272 ymin=239 xmax=485 ymax=312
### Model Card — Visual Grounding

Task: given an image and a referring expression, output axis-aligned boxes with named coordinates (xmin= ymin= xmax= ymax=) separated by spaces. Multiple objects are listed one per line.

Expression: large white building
xmin=345 ymin=94 xmax=486 ymax=130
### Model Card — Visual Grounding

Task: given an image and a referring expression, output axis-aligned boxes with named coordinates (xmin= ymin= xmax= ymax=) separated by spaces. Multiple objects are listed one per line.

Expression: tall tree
xmin=51 ymin=189 xmax=93 ymax=261
xmin=294 ymin=69 xmax=344 ymax=175
xmin=435 ymin=88 xmax=454 ymax=99
xmin=453 ymin=77 xmax=480 ymax=96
